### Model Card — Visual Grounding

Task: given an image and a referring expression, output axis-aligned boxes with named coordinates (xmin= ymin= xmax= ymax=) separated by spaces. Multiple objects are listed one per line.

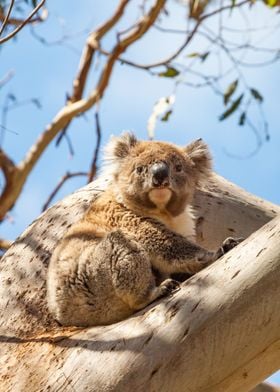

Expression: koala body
xmin=47 ymin=133 xmax=230 ymax=327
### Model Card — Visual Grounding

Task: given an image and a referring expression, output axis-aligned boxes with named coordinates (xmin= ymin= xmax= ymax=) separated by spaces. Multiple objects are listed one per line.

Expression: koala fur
xmin=47 ymin=133 xmax=235 ymax=327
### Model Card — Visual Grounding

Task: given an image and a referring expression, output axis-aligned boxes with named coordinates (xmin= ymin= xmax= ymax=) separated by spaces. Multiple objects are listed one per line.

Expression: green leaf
xmin=32 ymin=0 xmax=38 ymax=7
xmin=250 ymin=88 xmax=263 ymax=103
xmin=187 ymin=52 xmax=200 ymax=58
xmin=161 ymin=110 xmax=173 ymax=122
xmin=239 ymin=112 xmax=246 ymax=126
xmin=224 ymin=80 xmax=238 ymax=105
xmin=187 ymin=51 xmax=210 ymax=62
xmin=158 ymin=66 xmax=180 ymax=78
xmin=200 ymin=52 xmax=210 ymax=62
xmin=219 ymin=94 xmax=244 ymax=121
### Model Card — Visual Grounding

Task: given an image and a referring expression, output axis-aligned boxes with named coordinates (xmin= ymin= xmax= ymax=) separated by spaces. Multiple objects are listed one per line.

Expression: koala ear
xmin=184 ymin=139 xmax=212 ymax=181
xmin=104 ymin=132 xmax=138 ymax=161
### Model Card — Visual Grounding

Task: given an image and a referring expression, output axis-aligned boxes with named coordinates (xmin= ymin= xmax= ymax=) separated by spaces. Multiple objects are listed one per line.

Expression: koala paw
xmin=159 ymin=278 xmax=180 ymax=297
xmin=221 ymin=237 xmax=244 ymax=254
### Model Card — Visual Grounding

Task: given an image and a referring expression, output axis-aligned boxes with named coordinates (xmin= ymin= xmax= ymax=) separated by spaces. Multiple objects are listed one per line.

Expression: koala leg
xmin=107 ymin=231 xmax=179 ymax=311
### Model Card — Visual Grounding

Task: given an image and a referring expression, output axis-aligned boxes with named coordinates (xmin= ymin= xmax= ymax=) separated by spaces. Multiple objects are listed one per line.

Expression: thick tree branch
xmin=0 ymin=175 xmax=279 ymax=390
xmin=251 ymin=383 xmax=280 ymax=392
xmin=0 ymin=0 xmax=166 ymax=221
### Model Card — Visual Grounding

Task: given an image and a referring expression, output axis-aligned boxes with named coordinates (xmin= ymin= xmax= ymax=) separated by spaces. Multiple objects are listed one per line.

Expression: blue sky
xmin=0 ymin=0 xmax=279 ymax=384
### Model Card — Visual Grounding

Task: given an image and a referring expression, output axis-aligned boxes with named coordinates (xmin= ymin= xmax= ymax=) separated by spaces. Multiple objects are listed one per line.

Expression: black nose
xmin=151 ymin=162 xmax=169 ymax=187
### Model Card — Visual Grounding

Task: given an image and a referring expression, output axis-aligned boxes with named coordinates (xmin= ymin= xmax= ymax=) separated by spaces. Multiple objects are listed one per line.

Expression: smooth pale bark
xmin=0 ymin=174 xmax=279 ymax=391
xmin=251 ymin=383 xmax=280 ymax=392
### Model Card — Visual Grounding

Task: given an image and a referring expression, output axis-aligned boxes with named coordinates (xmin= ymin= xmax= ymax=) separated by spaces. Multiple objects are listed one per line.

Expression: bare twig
xmin=99 ymin=0 xmax=251 ymax=71
xmin=0 ymin=70 xmax=14 ymax=88
xmin=0 ymin=11 xmax=46 ymax=27
xmin=42 ymin=172 xmax=88 ymax=212
xmin=88 ymin=111 xmax=102 ymax=183
xmin=0 ymin=0 xmax=46 ymax=45
xmin=0 ymin=0 xmax=15 ymax=37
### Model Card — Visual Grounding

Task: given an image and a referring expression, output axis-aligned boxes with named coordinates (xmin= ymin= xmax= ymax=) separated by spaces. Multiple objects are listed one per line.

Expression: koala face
xmin=103 ymin=133 xmax=212 ymax=217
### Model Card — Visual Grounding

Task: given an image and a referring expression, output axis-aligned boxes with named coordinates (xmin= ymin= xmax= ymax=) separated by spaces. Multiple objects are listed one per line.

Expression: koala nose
xmin=151 ymin=162 xmax=169 ymax=187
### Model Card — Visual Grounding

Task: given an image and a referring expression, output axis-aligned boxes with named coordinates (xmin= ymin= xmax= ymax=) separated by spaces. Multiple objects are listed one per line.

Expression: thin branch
xmin=57 ymin=0 xmax=130 ymax=146
xmin=0 ymin=0 xmax=166 ymax=221
xmin=101 ymin=0 xmax=251 ymax=71
xmin=18 ymin=0 xmax=166 ymax=174
xmin=0 ymin=70 xmax=14 ymax=88
xmin=70 ymin=0 xmax=130 ymax=104
xmin=88 ymin=111 xmax=102 ymax=183
xmin=0 ymin=0 xmax=15 ymax=37
xmin=42 ymin=172 xmax=88 ymax=212
xmin=0 ymin=11 xmax=46 ymax=27
xmin=0 ymin=0 xmax=46 ymax=45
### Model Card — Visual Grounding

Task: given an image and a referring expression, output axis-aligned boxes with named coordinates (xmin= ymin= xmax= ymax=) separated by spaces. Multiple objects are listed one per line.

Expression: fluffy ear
xmin=184 ymin=139 xmax=212 ymax=181
xmin=104 ymin=132 xmax=138 ymax=162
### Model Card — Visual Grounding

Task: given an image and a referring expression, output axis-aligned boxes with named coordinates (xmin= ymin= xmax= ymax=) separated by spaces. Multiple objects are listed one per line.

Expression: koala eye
xmin=136 ymin=166 xmax=144 ymax=174
xmin=175 ymin=163 xmax=183 ymax=173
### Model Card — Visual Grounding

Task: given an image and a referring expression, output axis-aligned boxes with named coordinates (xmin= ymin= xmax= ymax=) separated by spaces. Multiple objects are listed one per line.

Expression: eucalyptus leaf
xmin=31 ymin=98 xmax=42 ymax=109
xmin=219 ymin=94 xmax=244 ymax=121
xmin=187 ymin=52 xmax=210 ymax=62
xmin=250 ymin=88 xmax=263 ymax=103
xmin=158 ymin=66 xmax=180 ymax=78
xmin=239 ymin=112 xmax=246 ymax=126
xmin=224 ymin=80 xmax=238 ymax=105
xmin=200 ymin=52 xmax=210 ymax=62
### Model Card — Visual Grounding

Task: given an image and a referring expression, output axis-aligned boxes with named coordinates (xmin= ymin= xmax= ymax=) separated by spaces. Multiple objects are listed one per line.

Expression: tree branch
xmin=70 ymin=0 xmax=130 ymax=103
xmin=0 ymin=0 xmax=15 ymax=37
xmin=56 ymin=0 xmax=130 ymax=146
xmin=0 ymin=175 xmax=279 ymax=390
xmin=88 ymin=111 xmax=102 ymax=183
xmin=0 ymin=70 xmax=14 ymax=88
xmin=42 ymin=171 xmax=88 ymax=212
xmin=0 ymin=0 xmax=47 ymax=45
xmin=0 ymin=9 xmax=46 ymax=27
xmin=0 ymin=0 xmax=166 ymax=221
xmin=101 ymin=0 xmax=251 ymax=71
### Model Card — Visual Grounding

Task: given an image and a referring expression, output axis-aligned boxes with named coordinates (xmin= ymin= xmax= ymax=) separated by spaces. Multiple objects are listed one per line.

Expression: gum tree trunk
xmin=0 ymin=174 xmax=279 ymax=391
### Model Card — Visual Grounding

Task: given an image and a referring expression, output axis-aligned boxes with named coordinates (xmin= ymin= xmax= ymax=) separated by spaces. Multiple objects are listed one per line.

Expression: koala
xmin=47 ymin=133 xmax=239 ymax=327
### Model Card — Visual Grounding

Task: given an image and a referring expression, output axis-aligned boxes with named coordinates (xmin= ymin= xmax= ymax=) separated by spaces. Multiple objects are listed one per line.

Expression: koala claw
xmin=221 ymin=237 xmax=244 ymax=254
xmin=160 ymin=278 xmax=180 ymax=296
